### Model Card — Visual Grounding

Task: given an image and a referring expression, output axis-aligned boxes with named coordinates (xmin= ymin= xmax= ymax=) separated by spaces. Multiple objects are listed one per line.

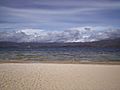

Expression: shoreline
xmin=0 ymin=60 xmax=120 ymax=65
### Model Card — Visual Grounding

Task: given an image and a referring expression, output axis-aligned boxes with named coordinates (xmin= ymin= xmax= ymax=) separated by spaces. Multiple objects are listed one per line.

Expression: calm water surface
xmin=0 ymin=47 xmax=120 ymax=62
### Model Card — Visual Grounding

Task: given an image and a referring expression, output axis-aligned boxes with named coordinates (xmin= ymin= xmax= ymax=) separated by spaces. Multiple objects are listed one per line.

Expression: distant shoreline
xmin=0 ymin=60 xmax=120 ymax=65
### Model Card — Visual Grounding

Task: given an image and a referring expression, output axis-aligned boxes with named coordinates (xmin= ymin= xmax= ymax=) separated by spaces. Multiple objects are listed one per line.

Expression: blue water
xmin=0 ymin=47 xmax=120 ymax=62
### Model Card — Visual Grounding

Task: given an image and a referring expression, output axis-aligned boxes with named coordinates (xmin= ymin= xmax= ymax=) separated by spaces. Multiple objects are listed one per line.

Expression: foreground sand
xmin=0 ymin=63 xmax=120 ymax=90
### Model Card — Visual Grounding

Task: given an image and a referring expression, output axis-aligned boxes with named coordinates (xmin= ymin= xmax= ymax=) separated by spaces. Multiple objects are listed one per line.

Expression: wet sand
xmin=0 ymin=63 xmax=120 ymax=90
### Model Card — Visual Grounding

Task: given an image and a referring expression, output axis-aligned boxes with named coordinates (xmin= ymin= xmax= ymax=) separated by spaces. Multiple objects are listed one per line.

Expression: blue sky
xmin=0 ymin=0 xmax=120 ymax=31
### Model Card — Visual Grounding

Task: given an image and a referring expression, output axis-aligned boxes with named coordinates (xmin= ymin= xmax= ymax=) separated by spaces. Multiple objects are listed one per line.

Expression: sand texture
xmin=0 ymin=63 xmax=120 ymax=90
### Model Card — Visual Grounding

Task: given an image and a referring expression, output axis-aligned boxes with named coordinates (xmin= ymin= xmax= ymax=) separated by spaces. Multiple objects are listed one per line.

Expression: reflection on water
xmin=0 ymin=47 xmax=120 ymax=61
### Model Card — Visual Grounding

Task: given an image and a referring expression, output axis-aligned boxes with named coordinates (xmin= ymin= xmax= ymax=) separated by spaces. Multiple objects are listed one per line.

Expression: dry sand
xmin=0 ymin=63 xmax=120 ymax=90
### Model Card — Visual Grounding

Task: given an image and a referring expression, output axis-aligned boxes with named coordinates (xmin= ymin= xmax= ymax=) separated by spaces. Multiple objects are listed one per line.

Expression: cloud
xmin=0 ymin=26 xmax=120 ymax=42
xmin=1 ymin=0 xmax=120 ymax=9
xmin=0 ymin=0 xmax=120 ymax=30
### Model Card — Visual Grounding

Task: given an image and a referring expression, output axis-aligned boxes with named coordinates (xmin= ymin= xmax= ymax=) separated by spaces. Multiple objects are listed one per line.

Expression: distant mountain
xmin=0 ymin=27 xmax=120 ymax=43
xmin=0 ymin=38 xmax=120 ymax=48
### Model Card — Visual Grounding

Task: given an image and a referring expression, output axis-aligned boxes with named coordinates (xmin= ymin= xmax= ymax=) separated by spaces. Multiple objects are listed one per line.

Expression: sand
xmin=0 ymin=63 xmax=120 ymax=90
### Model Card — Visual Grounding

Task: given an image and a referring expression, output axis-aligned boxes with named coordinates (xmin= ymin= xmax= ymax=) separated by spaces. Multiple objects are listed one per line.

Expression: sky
xmin=0 ymin=0 xmax=120 ymax=31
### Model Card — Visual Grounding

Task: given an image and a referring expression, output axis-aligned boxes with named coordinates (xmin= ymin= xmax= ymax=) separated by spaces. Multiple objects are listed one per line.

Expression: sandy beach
xmin=0 ymin=63 xmax=120 ymax=90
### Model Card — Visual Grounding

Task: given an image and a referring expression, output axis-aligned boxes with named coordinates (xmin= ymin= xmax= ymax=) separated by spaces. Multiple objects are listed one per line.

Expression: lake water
xmin=0 ymin=47 xmax=120 ymax=62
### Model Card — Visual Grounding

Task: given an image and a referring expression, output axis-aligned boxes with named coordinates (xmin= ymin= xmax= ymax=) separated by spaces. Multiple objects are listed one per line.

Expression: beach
xmin=0 ymin=63 xmax=120 ymax=90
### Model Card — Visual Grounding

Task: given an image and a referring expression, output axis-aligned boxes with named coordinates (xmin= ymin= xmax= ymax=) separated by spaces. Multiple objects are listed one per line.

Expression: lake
xmin=0 ymin=47 xmax=120 ymax=62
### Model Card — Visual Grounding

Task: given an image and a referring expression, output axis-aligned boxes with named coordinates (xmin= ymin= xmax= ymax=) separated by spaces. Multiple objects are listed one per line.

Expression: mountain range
xmin=0 ymin=27 xmax=120 ymax=48
xmin=0 ymin=38 xmax=120 ymax=48
xmin=0 ymin=27 xmax=120 ymax=43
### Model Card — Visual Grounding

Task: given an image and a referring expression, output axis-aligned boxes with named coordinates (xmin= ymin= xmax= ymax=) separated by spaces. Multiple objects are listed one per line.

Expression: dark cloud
xmin=0 ymin=0 xmax=120 ymax=31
